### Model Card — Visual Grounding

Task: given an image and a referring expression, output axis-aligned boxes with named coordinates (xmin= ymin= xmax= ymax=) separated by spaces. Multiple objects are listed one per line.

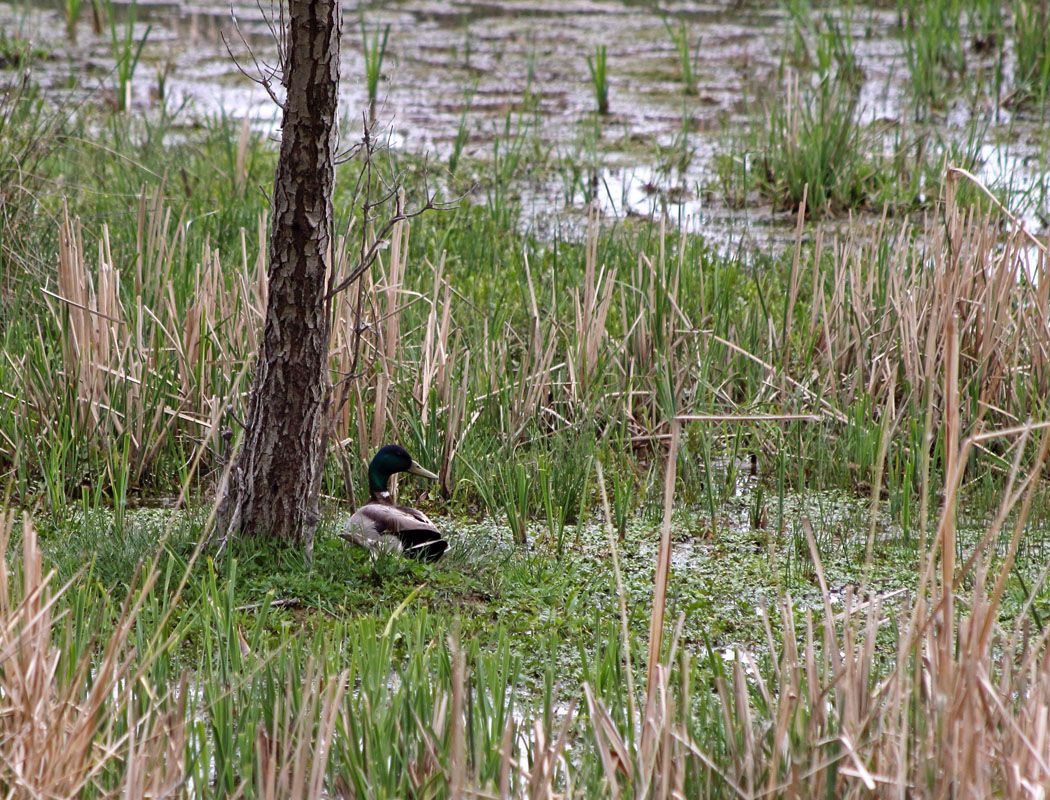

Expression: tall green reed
xmin=1012 ymin=0 xmax=1050 ymax=110
xmin=899 ymin=0 xmax=965 ymax=115
xmin=448 ymin=81 xmax=477 ymax=175
xmin=64 ymin=0 xmax=81 ymax=43
xmin=662 ymin=15 xmax=698 ymax=95
xmin=361 ymin=17 xmax=391 ymax=124
xmin=104 ymin=0 xmax=151 ymax=112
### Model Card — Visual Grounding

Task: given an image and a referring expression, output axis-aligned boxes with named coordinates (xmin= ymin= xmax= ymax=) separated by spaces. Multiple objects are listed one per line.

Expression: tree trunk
xmin=216 ymin=0 xmax=341 ymax=554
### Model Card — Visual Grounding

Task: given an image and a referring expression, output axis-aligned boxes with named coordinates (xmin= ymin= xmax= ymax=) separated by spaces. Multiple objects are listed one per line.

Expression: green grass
xmin=731 ymin=70 xmax=879 ymax=213
xmin=0 ymin=29 xmax=51 ymax=68
xmin=782 ymin=2 xmax=863 ymax=87
xmin=662 ymin=15 xmax=699 ymax=95
xmin=64 ymin=0 xmax=81 ymax=43
xmin=968 ymin=0 xmax=1005 ymax=52
xmin=899 ymin=0 xmax=966 ymax=115
xmin=722 ymin=66 xmax=1002 ymax=216
xmin=102 ymin=0 xmax=151 ymax=112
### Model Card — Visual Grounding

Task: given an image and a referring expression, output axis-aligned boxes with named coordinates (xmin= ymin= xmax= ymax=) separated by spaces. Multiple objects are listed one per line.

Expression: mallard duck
xmin=340 ymin=444 xmax=447 ymax=562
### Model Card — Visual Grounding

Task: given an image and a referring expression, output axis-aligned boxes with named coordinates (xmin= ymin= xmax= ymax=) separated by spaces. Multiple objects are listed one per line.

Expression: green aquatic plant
xmin=360 ymin=17 xmax=390 ymax=123
xmin=899 ymin=0 xmax=965 ymax=116
xmin=756 ymin=71 xmax=869 ymax=213
xmin=968 ymin=0 xmax=1004 ymax=52
xmin=662 ymin=15 xmax=699 ymax=95
xmin=782 ymin=0 xmax=861 ymax=86
xmin=814 ymin=12 xmax=863 ymax=86
xmin=586 ymin=44 xmax=609 ymax=115
xmin=104 ymin=0 xmax=151 ymax=112
xmin=486 ymin=108 xmax=531 ymax=223
xmin=449 ymin=81 xmax=477 ymax=175
xmin=0 ymin=30 xmax=49 ymax=69
xmin=64 ymin=0 xmax=80 ymax=44
xmin=1013 ymin=0 xmax=1050 ymax=109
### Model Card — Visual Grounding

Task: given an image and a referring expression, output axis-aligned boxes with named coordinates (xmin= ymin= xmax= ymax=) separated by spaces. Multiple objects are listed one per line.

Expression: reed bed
xmin=4 ymin=147 xmax=1049 ymax=535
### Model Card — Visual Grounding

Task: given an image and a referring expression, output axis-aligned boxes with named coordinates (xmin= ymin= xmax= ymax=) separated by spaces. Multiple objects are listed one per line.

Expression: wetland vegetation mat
xmin=2 ymin=0 xmax=1050 ymax=796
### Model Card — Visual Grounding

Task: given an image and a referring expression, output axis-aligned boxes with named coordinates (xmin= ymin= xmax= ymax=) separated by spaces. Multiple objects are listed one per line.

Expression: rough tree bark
xmin=216 ymin=0 xmax=341 ymax=554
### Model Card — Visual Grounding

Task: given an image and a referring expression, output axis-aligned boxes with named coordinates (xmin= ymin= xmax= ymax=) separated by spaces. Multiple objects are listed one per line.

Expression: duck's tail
xmin=398 ymin=529 xmax=449 ymax=562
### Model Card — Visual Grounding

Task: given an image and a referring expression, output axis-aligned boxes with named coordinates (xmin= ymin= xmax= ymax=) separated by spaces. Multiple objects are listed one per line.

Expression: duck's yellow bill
xmin=407 ymin=462 xmax=439 ymax=480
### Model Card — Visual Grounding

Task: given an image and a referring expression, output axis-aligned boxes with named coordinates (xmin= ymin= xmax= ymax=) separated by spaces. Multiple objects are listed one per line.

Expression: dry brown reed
xmin=34 ymin=193 xmax=267 ymax=486
xmin=809 ymin=173 xmax=1050 ymax=428
xmin=0 ymin=511 xmax=183 ymax=797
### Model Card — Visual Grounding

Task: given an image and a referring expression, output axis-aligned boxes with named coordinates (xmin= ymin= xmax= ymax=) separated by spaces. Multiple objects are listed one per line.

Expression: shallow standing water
xmin=3 ymin=0 xmax=1049 ymax=251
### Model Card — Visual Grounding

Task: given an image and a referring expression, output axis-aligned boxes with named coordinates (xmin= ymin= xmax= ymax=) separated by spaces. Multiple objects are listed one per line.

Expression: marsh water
xmin=5 ymin=0 xmax=1049 ymax=253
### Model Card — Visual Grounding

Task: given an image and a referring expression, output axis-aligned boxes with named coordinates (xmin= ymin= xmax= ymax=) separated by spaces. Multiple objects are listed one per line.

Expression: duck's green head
xmin=368 ymin=444 xmax=438 ymax=495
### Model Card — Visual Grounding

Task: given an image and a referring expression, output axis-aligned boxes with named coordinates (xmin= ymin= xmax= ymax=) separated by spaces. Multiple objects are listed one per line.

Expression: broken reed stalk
xmin=644 ymin=419 xmax=679 ymax=718
xmin=941 ymin=312 xmax=960 ymax=689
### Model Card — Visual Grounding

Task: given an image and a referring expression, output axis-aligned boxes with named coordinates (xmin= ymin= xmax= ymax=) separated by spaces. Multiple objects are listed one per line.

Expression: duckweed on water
xmin=28 ymin=480 xmax=1050 ymax=694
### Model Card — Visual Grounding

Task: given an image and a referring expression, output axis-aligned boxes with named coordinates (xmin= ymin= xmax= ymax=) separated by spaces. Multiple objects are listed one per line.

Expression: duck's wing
xmin=346 ymin=503 xmax=440 ymax=537
xmin=392 ymin=503 xmax=440 ymax=532
xmin=340 ymin=505 xmax=403 ymax=554
xmin=388 ymin=504 xmax=447 ymax=562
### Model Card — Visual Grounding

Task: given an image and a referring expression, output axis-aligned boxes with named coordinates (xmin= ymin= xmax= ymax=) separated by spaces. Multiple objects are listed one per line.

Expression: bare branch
xmin=222 ymin=9 xmax=285 ymax=111
xmin=334 ymin=141 xmax=364 ymax=165
xmin=257 ymin=0 xmax=287 ymax=71
xmin=326 ymin=198 xmax=458 ymax=301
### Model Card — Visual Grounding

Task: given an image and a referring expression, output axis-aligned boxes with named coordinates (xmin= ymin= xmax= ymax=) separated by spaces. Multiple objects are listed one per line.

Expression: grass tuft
xmin=586 ymin=44 xmax=610 ymax=115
